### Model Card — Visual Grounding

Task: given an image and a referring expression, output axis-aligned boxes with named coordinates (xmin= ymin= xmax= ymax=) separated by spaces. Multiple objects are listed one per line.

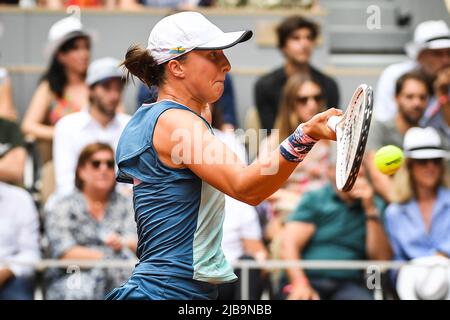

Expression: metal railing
xmin=1 ymin=259 xmax=446 ymax=300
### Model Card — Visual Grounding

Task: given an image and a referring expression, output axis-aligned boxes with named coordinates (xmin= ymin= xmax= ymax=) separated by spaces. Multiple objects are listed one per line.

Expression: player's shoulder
xmin=158 ymin=106 xmax=208 ymax=130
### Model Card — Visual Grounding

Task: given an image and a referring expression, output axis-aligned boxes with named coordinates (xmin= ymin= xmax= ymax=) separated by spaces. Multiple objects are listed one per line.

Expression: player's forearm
xmin=232 ymin=150 xmax=299 ymax=205
xmin=231 ymin=122 xmax=321 ymax=204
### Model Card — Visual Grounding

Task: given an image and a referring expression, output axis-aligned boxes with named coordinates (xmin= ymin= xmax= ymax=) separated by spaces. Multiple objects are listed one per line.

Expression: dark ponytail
xmin=122 ymin=45 xmax=166 ymax=88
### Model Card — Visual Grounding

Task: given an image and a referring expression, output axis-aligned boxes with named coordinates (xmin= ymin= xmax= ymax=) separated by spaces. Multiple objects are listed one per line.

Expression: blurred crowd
xmin=0 ymin=0 xmax=318 ymax=10
xmin=1 ymin=7 xmax=450 ymax=300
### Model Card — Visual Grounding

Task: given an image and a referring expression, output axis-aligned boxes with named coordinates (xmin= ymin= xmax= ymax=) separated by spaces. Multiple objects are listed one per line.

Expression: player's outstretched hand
xmin=302 ymin=108 xmax=343 ymax=141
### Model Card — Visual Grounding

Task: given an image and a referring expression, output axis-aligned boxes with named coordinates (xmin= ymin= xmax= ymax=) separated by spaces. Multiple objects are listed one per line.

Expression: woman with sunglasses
xmin=45 ymin=143 xmax=137 ymax=300
xmin=385 ymin=127 xmax=450 ymax=276
xmin=258 ymin=75 xmax=330 ymax=239
xmin=106 ymin=12 xmax=340 ymax=300
xmin=257 ymin=75 xmax=331 ymax=290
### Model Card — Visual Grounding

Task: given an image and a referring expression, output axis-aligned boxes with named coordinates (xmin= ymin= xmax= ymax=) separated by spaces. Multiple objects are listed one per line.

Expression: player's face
xmin=183 ymin=50 xmax=231 ymax=104
xmin=418 ymin=48 xmax=450 ymax=76
xmin=79 ymin=150 xmax=116 ymax=193
xmin=282 ymin=28 xmax=315 ymax=65
xmin=396 ymin=79 xmax=428 ymax=125
xmin=57 ymin=37 xmax=90 ymax=75
xmin=90 ymin=78 xmax=124 ymax=117
xmin=410 ymin=158 xmax=443 ymax=190
xmin=295 ymin=81 xmax=323 ymax=122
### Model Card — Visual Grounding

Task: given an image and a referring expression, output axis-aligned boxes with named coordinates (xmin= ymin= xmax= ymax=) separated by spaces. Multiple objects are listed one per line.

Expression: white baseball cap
xmin=147 ymin=11 xmax=252 ymax=65
xmin=403 ymin=127 xmax=449 ymax=159
xmin=397 ymin=256 xmax=450 ymax=300
xmin=86 ymin=57 xmax=124 ymax=87
xmin=45 ymin=16 xmax=90 ymax=59
xmin=405 ymin=20 xmax=450 ymax=60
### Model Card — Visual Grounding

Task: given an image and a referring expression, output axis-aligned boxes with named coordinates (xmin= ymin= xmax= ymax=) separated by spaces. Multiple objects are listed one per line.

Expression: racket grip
xmin=327 ymin=116 xmax=342 ymax=132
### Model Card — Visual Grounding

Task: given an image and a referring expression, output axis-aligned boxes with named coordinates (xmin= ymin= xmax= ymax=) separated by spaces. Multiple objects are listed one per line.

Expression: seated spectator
xmin=374 ymin=20 xmax=450 ymax=122
xmin=258 ymin=75 xmax=330 ymax=255
xmin=0 ymin=117 xmax=26 ymax=185
xmin=0 ymin=182 xmax=40 ymax=300
xmin=366 ymin=72 xmax=429 ymax=202
xmin=254 ymin=15 xmax=339 ymax=132
xmin=137 ymin=73 xmax=238 ymax=130
xmin=0 ymin=67 xmax=18 ymax=121
xmin=280 ymin=159 xmax=392 ymax=300
xmin=385 ymin=127 xmax=450 ymax=279
xmin=22 ymin=16 xmax=90 ymax=164
xmin=44 ymin=143 xmax=137 ymax=300
xmin=421 ymin=65 xmax=450 ymax=144
xmin=396 ymin=255 xmax=450 ymax=300
xmin=53 ymin=57 xmax=130 ymax=197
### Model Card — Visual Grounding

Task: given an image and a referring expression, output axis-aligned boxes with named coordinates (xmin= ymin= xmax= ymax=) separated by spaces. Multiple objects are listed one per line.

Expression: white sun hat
xmin=405 ymin=20 xmax=450 ymax=60
xmin=146 ymin=11 xmax=252 ymax=65
xmin=397 ymin=256 xmax=450 ymax=300
xmin=403 ymin=127 xmax=449 ymax=159
xmin=45 ymin=16 xmax=90 ymax=59
xmin=86 ymin=57 xmax=124 ymax=87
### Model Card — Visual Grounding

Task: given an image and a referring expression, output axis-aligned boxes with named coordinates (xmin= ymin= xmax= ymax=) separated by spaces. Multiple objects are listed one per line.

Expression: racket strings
xmin=337 ymin=88 xmax=368 ymax=190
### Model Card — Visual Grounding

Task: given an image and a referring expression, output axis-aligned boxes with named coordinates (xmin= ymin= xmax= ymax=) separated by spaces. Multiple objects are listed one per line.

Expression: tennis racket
xmin=327 ymin=84 xmax=373 ymax=192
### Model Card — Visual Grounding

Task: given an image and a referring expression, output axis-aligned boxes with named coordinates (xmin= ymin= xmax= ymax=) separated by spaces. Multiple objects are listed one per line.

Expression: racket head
xmin=335 ymin=84 xmax=373 ymax=191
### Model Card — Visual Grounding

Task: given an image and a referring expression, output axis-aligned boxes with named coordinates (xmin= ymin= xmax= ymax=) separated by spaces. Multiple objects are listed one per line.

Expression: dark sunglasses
xmin=90 ymin=159 xmax=115 ymax=169
xmin=412 ymin=158 xmax=443 ymax=166
xmin=296 ymin=94 xmax=323 ymax=105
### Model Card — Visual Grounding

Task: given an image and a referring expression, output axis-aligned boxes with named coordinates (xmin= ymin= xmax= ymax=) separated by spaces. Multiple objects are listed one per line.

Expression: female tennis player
xmin=106 ymin=11 xmax=341 ymax=300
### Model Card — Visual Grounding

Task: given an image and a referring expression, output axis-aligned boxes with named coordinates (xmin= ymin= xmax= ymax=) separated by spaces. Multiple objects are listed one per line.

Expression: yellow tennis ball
xmin=374 ymin=145 xmax=404 ymax=175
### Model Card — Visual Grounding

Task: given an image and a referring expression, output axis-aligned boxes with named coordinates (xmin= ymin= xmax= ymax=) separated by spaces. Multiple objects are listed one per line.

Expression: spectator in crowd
xmin=41 ymin=0 xmax=142 ymax=9
xmin=22 ymin=16 xmax=90 ymax=164
xmin=254 ymin=15 xmax=339 ymax=131
xmin=366 ymin=72 xmax=429 ymax=202
xmin=0 ymin=182 xmax=40 ymax=300
xmin=0 ymin=66 xmax=26 ymax=186
xmin=137 ymin=73 xmax=238 ymax=130
xmin=53 ymin=57 xmax=130 ymax=197
xmin=385 ymin=127 xmax=450 ymax=273
xmin=258 ymin=74 xmax=330 ymax=258
xmin=138 ymin=0 xmax=208 ymax=9
xmin=280 ymin=159 xmax=392 ymax=300
xmin=45 ymin=143 xmax=137 ymax=300
xmin=0 ymin=117 xmax=26 ymax=185
xmin=421 ymin=65 xmax=450 ymax=144
xmin=374 ymin=20 xmax=450 ymax=122
xmin=0 ymin=67 xmax=17 ymax=121
xmin=210 ymin=104 xmax=269 ymax=300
